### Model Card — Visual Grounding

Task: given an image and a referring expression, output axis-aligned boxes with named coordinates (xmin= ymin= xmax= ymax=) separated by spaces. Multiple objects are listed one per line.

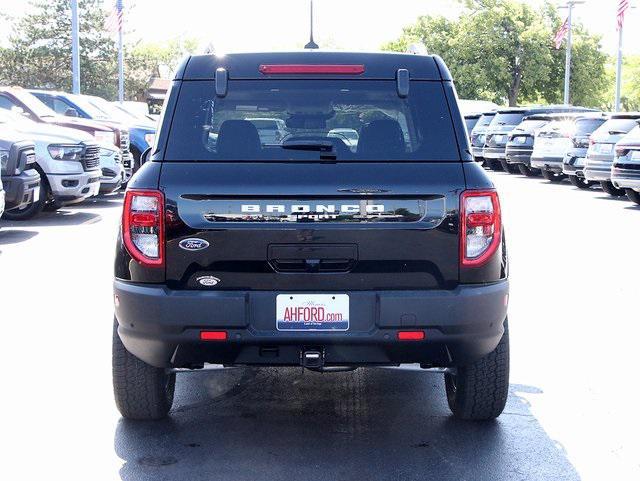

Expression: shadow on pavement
xmin=0 ymin=210 xmax=102 ymax=228
xmin=0 ymin=229 xmax=38 ymax=246
xmin=114 ymin=368 xmax=580 ymax=481
xmin=76 ymin=193 xmax=124 ymax=210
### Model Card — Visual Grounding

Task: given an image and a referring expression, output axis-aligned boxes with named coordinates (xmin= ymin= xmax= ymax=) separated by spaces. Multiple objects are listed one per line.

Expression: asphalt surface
xmin=1 ymin=172 xmax=639 ymax=481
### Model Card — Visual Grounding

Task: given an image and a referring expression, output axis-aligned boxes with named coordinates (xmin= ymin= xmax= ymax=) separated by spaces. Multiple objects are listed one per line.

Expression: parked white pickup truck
xmin=0 ymin=109 xmax=121 ymax=219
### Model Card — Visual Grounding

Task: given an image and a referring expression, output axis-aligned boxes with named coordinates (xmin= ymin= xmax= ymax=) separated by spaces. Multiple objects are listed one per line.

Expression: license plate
xmin=598 ymin=144 xmax=613 ymax=154
xmin=494 ymin=135 xmax=505 ymax=143
xmin=276 ymin=294 xmax=349 ymax=331
xmin=515 ymin=136 xmax=527 ymax=144
xmin=631 ymin=150 xmax=640 ymax=161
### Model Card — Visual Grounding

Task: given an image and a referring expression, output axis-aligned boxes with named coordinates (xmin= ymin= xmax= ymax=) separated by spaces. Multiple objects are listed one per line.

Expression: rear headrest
xmin=357 ymin=119 xmax=405 ymax=158
xmin=217 ymin=120 xmax=261 ymax=159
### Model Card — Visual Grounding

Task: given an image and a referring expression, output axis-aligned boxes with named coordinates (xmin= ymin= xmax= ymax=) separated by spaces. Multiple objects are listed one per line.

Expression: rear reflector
xmin=200 ymin=331 xmax=228 ymax=341
xmin=397 ymin=331 xmax=425 ymax=341
xmin=259 ymin=64 xmax=365 ymax=75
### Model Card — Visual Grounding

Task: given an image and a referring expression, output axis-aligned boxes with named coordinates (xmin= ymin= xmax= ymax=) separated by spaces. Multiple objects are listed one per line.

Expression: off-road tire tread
xmin=445 ymin=321 xmax=509 ymax=421
xmin=112 ymin=319 xmax=175 ymax=420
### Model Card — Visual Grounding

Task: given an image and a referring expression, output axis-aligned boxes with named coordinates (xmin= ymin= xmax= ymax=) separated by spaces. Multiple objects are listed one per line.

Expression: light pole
xmin=71 ymin=0 xmax=80 ymax=94
xmin=615 ymin=4 xmax=636 ymax=112
xmin=560 ymin=1 xmax=585 ymax=105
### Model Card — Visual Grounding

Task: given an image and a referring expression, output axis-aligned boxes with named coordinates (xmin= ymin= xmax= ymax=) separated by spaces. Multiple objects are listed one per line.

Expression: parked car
xmin=0 ymin=109 xmax=101 ymax=219
xmin=0 ymin=86 xmax=120 ymax=152
xmin=469 ymin=111 xmax=497 ymax=163
xmin=327 ymin=128 xmax=359 ymax=151
xmin=112 ymin=100 xmax=156 ymax=123
xmin=82 ymin=95 xmax=156 ymax=176
xmin=464 ymin=113 xmax=481 ymax=137
xmin=244 ymin=118 xmax=288 ymax=145
xmin=112 ymin=51 xmax=510 ymax=421
xmin=504 ymin=114 xmax=552 ymax=176
xmin=611 ymin=124 xmax=640 ymax=204
xmin=483 ymin=106 xmax=595 ymax=172
xmin=530 ymin=112 xmax=603 ymax=183
xmin=27 ymin=90 xmax=133 ymax=178
xmin=584 ymin=113 xmax=640 ymax=196
xmin=0 ymin=128 xmax=41 ymax=216
xmin=562 ymin=114 xmax=608 ymax=188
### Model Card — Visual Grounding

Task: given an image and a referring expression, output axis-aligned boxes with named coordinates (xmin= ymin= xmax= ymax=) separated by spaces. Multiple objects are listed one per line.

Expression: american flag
xmin=617 ymin=0 xmax=630 ymax=31
xmin=105 ymin=0 xmax=124 ymax=34
xmin=554 ymin=17 xmax=569 ymax=49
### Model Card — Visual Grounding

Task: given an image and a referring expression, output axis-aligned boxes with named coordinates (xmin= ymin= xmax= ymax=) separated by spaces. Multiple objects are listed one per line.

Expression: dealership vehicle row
xmin=465 ymin=104 xmax=640 ymax=205
xmin=0 ymin=86 xmax=156 ymax=220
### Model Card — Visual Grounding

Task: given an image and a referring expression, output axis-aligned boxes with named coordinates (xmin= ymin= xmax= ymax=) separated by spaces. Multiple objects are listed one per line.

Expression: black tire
xmin=1 ymin=180 xmax=48 ymax=220
xmin=445 ymin=320 xmax=509 ymax=421
xmin=625 ymin=189 xmax=640 ymax=205
xmin=517 ymin=164 xmax=540 ymax=177
xmin=541 ymin=169 xmax=566 ymax=183
xmin=600 ymin=181 xmax=626 ymax=196
xmin=568 ymin=175 xmax=593 ymax=189
xmin=499 ymin=159 xmax=518 ymax=174
xmin=112 ymin=318 xmax=175 ymax=420
xmin=487 ymin=159 xmax=502 ymax=171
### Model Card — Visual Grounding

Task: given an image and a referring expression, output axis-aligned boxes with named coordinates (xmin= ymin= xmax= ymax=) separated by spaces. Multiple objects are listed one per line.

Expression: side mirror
xmin=64 ymin=107 xmax=79 ymax=117
xmin=140 ymin=147 xmax=152 ymax=166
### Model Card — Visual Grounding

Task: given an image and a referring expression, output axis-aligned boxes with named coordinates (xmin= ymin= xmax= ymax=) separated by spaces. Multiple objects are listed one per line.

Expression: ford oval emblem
xmin=179 ymin=238 xmax=210 ymax=251
xmin=197 ymin=276 xmax=220 ymax=287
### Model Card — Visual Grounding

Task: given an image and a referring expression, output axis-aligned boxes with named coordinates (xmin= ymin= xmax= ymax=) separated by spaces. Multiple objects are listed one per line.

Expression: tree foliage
xmin=0 ymin=0 xmax=197 ymax=100
xmin=382 ymin=0 xmax=608 ymax=107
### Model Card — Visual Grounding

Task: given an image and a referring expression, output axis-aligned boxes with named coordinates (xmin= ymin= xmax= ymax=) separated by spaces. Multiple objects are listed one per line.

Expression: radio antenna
xmin=304 ymin=0 xmax=319 ymax=49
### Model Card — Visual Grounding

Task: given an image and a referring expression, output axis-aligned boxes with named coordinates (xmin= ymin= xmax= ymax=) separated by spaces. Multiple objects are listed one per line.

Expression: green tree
xmin=383 ymin=0 xmax=608 ymax=108
xmin=0 ymin=0 xmax=117 ymax=98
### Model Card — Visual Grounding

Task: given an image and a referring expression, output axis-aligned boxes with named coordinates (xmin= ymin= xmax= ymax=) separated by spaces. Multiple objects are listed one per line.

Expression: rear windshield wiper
xmin=281 ymin=140 xmax=337 ymax=159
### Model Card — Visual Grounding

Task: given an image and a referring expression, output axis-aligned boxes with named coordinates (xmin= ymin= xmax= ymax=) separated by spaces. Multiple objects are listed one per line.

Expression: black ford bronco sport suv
xmin=113 ymin=52 xmax=510 ymax=421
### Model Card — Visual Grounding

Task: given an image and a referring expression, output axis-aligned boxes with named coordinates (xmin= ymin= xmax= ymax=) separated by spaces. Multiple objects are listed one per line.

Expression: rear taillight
xmin=122 ymin=189 xmax=164 ymax=267
xmin=460 ymin=190 xmax=501 ymax=267
xmin=615 ymin=147 xmax=629 ymax=158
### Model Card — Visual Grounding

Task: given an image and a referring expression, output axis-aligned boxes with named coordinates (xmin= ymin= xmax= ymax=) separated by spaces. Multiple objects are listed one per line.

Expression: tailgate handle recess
xmin=268 ymin=244 xmax=358 ymax=273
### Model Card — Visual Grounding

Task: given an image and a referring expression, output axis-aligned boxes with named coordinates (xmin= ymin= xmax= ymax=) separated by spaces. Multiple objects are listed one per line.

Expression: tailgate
xmin=161 ymin=161 xmax=464 ymax=291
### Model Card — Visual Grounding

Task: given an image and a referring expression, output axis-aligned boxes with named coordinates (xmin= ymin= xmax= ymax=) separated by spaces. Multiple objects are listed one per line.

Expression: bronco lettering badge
xmin=179 ymin=238 xmax=210 ymax=251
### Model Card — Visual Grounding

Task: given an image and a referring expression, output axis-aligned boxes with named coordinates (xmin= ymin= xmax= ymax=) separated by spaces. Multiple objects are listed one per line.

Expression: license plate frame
xmin=276 ymin=294 xmax=349 ymax=331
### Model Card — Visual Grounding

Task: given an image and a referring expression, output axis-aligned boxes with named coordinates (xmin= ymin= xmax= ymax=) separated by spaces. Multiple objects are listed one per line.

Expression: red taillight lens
xmin=259 ymin=64 xmax=365 ymax=75
xmin=460 ymin=190 xmax=501 ymax=268
xmin=200 ymin=331 xmax=228 ymax=341
xmin=122 ymin=189 xmax=164 ymax=267
xmin=397 ymin=331 xmax=425 ymax=341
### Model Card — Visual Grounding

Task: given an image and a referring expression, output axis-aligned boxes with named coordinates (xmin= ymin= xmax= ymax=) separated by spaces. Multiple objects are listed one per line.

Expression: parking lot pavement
xmin=1 ymin=176 xmax=639 ymax=481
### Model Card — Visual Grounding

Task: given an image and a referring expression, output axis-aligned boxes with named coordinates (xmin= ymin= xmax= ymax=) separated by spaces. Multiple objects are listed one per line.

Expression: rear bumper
xmin=611 ymin=167 xmax=640 ymax=191
xmin=505 ymin=147 xmax=532 ymax=165
xmin=114 ymin=279 xmax=509 ymax=369
xmin=483 ymin=146 xmax=507 ymax=160
xmin=530 ymin=156 xmax=564 ymax=172
xmin=583 ymin=165 xmax=611 ymax=182
xmin=2 ymin=169 xmax=40 ymax=211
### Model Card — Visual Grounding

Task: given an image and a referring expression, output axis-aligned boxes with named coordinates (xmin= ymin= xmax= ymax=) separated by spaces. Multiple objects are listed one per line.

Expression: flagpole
xmin=118 ymin=25 xmax=124 ymax=102
xmin=561 ymin=1 xmax=584 ymax=105
xmin=615 ymin=22 xmax=623 ymax=112
xmin=71 ymin=0 xmax=80 ymax=94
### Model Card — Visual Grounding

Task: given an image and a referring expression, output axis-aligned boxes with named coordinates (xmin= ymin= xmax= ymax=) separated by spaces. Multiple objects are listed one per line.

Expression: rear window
xmin=464 ymin=117 xmax=480 ymax=132
xmin=491 ymin=112 xmax=525 ymax=126
xmin=165 ymin=80 xmax=460 ymax=161
xmin=514 ymin=119 xmax=547 ymax=132
xmin=575 ymin=118 xmax=606 ymax=135
xmin=595 ymin=118 xmax=639 ymax=138
xmin=475 ymin=114 xmax=495 ymax=128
